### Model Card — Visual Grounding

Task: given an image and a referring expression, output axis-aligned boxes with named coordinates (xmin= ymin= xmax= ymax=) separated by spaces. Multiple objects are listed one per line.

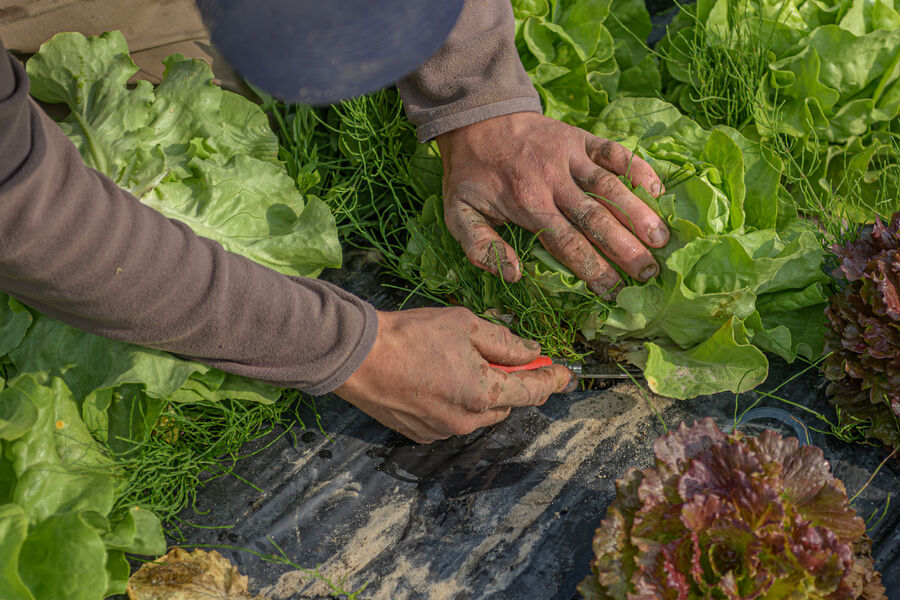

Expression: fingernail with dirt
xmin=524 ymin=339 xmax=540 ymax=351
xmin=500 ymin=260 xmax=519 ymax=282
xmin=563 ymin=372 xmax=578 ymax=393
xmin=647 ymin=224 xmax=668 ymax=246
xmin=639 ymin=263 xmax=658 ymax=281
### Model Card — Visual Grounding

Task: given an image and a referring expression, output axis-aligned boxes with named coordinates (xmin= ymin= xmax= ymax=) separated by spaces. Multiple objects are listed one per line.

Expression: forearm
xmin=0 ymin=48 xmax=375 ymax=394
xmin=397 ymin=0 xmax=541 ymax=142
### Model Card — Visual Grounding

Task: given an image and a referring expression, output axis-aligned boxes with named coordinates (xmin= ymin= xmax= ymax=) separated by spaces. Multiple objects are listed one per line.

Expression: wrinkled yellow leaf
xmin=127 ymin=548 xmax=261 ymax=600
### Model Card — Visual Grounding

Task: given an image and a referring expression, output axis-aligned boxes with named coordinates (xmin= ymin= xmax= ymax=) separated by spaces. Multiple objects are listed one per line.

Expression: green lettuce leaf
xmin=18 ymin=511 xmax=109 ymax=600
xmin=0 ymin=376 xmax=165 ymax=599
xmin=402 ymin=97 xmax=828 ymax=399
xmin=659 ymin=0 xmax=900 ymax=222
xmin=6 ymin=310 xmax=211 ymax=404
xmin=26 ymin=31 xmax=341 ymax=277
xmin=512 ymin=0 xmax=659 ymax=127
xmin=0 ymin=505 xmax=31 ymax=600
xmin=646 ymin=319 xmax=769 ymax=398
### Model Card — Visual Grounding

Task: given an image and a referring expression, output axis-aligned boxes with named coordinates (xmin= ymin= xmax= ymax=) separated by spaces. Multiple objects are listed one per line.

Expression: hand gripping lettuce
xmin=402 ymin=98 xmax=829 ymax=399
xmin=584 ymin=97 xmax=829 ymax=398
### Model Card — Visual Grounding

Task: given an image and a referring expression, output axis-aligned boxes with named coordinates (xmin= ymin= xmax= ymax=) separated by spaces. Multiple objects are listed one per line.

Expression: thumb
xmin=445 ymin=203 xmax=520 ymax=283
xmin=470 ymin=317 xmax=541 ymax=366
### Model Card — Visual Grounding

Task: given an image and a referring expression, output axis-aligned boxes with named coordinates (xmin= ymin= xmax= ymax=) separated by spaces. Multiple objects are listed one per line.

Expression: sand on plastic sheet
xmin=453 ymin=382 xmax=672 ymax=596
xmin=261 ymin=496 xmax=416 ymax=599
xmin=261 ymin=382 xmax=670 ymax=600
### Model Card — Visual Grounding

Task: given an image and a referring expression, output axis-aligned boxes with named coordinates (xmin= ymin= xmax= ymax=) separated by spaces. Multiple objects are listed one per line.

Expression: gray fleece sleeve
xmin=0 ymin=45 xmax=376 ymax=395
xmin=397 ymin=0 xmax=542 ymax=142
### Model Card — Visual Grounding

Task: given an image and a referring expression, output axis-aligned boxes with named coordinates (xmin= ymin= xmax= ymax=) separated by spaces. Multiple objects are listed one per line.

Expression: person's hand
xmin=333 ymin=307 xmax=573 ymax=443
xmin=435 ymin=112 xmax=669 ymax=298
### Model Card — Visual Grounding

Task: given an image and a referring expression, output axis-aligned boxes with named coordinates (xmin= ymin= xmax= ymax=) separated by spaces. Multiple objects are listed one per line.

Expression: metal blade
xmin=573 ymin=363 xmax=643 ymax=380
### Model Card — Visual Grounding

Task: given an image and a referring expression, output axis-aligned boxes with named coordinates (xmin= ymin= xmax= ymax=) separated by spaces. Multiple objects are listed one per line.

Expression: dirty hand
xmin=333 ymin=307 xmax=573 ymax=444
xmin=435 ymin=112 xmax=669 ymax=298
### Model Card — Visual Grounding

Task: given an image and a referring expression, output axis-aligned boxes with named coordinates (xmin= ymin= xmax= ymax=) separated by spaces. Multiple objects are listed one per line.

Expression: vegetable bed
xmin=172 ymin=263 xmax=900 ymax=598
xmin=2 ymin=0 xmax=899 ymax=597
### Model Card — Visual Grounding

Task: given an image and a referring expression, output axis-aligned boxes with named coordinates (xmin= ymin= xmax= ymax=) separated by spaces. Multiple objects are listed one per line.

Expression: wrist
xmin=334 ymin=310 xmax=393 ymax=397
xmin=436 ymin=111 xmax=540 ymax=155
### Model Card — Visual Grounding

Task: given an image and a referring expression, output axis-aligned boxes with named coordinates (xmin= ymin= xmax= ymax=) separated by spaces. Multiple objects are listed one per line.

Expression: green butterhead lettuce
xmin=659 ymin=0 xmax=900 ymax=222
xmin=512 ymin=0 xmax=660 ymax=127
xmin=26 ymin=31 xmax=341 ymax=277
xmin=0 ymin=375 xmax=165 ymax=599
xmin=588 ymin=98 xmax=828 ymax=397
xmin=401 ymin=97 xmax=829 ymax=398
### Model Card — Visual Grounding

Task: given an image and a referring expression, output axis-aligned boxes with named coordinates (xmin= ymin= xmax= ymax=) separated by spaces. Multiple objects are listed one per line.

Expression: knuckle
xmin=570 ymin=205 xmax=613 ymax=236
xmin=523 ymin=379 xmax=547 ymax=405
xmin=449 ymin=419 xmax=474 ymax=436
xmin=495 ymin=324 xmax=514 ymax=346
xmin=540 ymin=227 xmax=607 ymax=282
xmin=553 ymin=229 xmax=589 ymax=259
xmin=512 ymin=181 xmax=548 ymax=212
xmin=575 ymin=167 xmax=605 ymax=188
xmin=468 ymin=396 xmax=492 ymax=413
xmin=471 ymin=240 xmax=503 ymax=270
xmin=596 ymin=139 xmax=622 ymax=161
xmin=592 ymin=172 xmax=623 ymax=199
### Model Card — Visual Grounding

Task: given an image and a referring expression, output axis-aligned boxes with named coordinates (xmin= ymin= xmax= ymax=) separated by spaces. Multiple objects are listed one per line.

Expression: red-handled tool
xmin=489 ymin=356 xmax=554 ymax=373
xmin=488 ymin=356 xmax=642 ymax=380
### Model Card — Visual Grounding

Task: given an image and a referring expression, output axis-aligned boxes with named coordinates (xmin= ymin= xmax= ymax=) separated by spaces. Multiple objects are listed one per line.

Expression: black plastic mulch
xmin=166 ymin=251 xmax=900 ymax=600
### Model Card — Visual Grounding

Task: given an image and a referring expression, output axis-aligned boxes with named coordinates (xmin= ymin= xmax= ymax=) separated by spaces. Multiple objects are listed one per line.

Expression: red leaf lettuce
xmin=824 ymin=214 xmax=900 ymax=449
xmin=579 ymin=419 xmax=885 ymax=600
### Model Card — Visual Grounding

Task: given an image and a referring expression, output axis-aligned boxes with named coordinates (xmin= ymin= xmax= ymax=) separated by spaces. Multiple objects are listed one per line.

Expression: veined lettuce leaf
xmin=26 ymin=31 xmax=341 ymax=278
xmin=512 ymin=0 xmax=660 ymax=127
xmin=659 ymin=0 xmax=900 ymax=222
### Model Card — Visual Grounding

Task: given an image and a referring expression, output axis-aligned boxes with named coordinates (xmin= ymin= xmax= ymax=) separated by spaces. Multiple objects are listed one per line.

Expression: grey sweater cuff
xmin=303 ymin=300 xmax=378 ymax=395
xmin=413 ymin=97 xmax=543 ymax=143
xmin=398 ymin=0 xmax=540 ymax=143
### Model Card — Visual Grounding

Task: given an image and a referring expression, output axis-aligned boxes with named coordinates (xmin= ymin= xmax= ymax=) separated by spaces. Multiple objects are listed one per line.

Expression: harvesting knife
xmin=489 ymin=356 xmax=642 ymax=380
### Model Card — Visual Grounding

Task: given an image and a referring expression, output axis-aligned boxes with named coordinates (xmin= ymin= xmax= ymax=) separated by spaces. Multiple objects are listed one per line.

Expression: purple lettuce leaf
xmin=579 ymin=419 xmax=886 ymax=600
xmin=825 ymin=213 xmax=900 ymax=450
